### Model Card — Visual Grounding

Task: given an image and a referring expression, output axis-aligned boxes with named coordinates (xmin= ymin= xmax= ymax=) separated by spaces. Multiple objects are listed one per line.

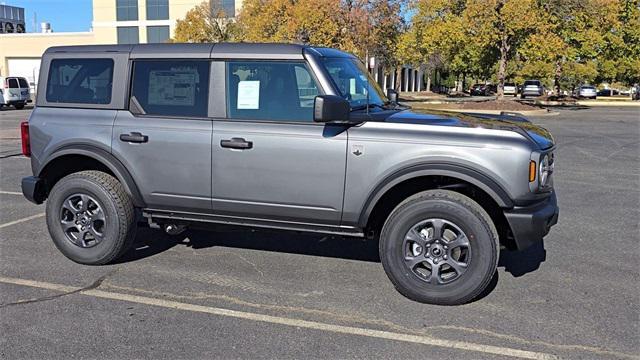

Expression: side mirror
xmin=386 ymin=88 xmax=398 ymax=104
xmin=314 ymin=95 xmax=350 ymax=123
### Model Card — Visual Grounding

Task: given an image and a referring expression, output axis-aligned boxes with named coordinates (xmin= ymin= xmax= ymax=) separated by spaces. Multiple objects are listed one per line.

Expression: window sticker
xmin=148 ymin=70 xmax=196 ymax=106
xmin=237 ymin=80 xmax=260 ymax=109
xmin=350 ymin=78 xmax=356 ymax=95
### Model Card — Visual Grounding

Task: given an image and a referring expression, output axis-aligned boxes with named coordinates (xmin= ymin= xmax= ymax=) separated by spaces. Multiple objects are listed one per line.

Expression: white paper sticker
xmin=237 ymin=81 xmax=260 ymax=109
xmin=349 ymin=78 xmax=356 ymax=95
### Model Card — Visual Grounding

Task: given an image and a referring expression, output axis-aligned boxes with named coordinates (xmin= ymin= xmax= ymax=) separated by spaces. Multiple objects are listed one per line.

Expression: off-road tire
xmin=46 ymin=170 xmax=136 ymax=265
xmin=379 ymin=190 xmax=499 ymax=305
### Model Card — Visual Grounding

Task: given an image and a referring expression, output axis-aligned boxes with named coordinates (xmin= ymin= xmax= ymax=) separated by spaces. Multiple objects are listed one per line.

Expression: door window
xmin=226 ymin=61 xmax=319 ymax=122
xmin=131 ymin=60 xmax=210 ymax=117
xmin=8 ymin=78 xmax=18 ymax=88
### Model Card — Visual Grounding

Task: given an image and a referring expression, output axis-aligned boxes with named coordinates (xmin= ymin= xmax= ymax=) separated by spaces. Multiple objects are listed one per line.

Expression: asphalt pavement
xmin=1 ymin=106 xmax=638 ymax=359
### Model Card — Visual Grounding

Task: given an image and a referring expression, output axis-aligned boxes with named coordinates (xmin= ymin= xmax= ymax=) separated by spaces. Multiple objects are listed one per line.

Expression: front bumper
xmin=503 ymin=192 xmax=558 ymax=250
xmin=21 ymin=176 xmax=46 ymax=204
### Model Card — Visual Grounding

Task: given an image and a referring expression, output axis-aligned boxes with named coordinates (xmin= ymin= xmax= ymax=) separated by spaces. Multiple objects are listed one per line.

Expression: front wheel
xmin=379 ymin=190 xmax=499 ymax=305
xmin=46 ymin=171 xmax=137 ymax=265
xmin=14 ymin=103 xmax=25 ymax=110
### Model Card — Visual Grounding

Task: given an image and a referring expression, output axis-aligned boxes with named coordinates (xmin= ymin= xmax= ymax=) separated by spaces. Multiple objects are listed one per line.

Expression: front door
xmin=112 ymin=59 xmax=212 ymax=212
xmin=211 ymin=60 xmax=347 ymax=225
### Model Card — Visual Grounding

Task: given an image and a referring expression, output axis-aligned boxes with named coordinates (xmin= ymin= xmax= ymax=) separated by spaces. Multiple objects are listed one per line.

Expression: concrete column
xmin=403 ymin=67 xmax=409 ymax=92
xmin=409 ymin=68 xmax=416 ymax=92
xmin=417 ymin=68 xmax=423 ymax=91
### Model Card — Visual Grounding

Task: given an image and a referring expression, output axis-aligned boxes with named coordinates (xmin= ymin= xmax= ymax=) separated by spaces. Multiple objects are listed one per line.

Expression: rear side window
xmin=131 ymin=60 xmax=210 ymax=117
xmin=18 ymin=78 xmax=29 ymax=88
xmin=46 ymin=59 xmax=114 ymax=104
xmin=8 ymin=79 xmax=19 ymax=88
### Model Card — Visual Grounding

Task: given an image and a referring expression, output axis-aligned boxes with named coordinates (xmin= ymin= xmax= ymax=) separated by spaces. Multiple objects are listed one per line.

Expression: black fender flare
xmin=357 ymin=162 xmax=514 ymax=228
xmin=38 ymin=144 xmax=146 ymax=207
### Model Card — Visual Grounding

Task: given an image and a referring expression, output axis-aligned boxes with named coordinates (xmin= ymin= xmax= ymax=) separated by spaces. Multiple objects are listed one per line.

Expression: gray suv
xmin=21 ymin=43 xmax=558 ymax=305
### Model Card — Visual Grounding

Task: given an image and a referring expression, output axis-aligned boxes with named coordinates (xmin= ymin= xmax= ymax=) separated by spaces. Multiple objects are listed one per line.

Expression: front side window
xmin=226 ymin=61 xmax=320 ymax=122
xmin=320 ymin=57 xmax=386 ymax=109
xmin=18 ymin=78 xmax=29 ymax=88
xmin=131 ymin=60 xmax=210 ymax=117
xmin=147 ymin=25 xmax=170 ymax=43
xmin=116 ymin=0 xmax=138 ymax=21
xmin=117 ymin=26 xmax=139 ymax=44
xmin=147 ymin=0 xmax=169 ymax=20
xmin=46 ymin=59 xmax=114 ymax=104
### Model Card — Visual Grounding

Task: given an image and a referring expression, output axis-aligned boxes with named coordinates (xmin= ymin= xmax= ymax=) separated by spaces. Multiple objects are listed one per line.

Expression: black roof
xmin=44 ymin=42 xmax=354 ymax=60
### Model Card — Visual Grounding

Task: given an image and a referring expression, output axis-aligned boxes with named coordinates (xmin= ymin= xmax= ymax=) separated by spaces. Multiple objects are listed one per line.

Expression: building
xmin=0 ymin=0 xmax=243 ymax=85
xmin=0 ymin=4 xmax=26 ymax=34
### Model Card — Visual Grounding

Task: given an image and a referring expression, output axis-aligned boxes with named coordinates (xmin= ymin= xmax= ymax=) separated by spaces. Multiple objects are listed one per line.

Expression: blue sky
xmin=4 ymin=0 xmax=93 ymax=32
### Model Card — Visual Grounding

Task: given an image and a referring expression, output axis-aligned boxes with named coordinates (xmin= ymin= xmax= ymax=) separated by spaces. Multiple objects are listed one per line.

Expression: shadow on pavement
xmin=120 ymin=225 xmax=547 ymax=277
xmin=118 ymin=225 xmax=380 ymax=263
xmin=498 ymin=240 xmax=547 ymax=277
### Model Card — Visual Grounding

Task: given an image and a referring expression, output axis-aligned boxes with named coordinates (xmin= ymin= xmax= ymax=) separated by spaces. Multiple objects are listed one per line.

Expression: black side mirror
xmin=314 ymin=95 xmax=350 ymax=123
xmin=386 ymin=88 xmax=398 ymax=104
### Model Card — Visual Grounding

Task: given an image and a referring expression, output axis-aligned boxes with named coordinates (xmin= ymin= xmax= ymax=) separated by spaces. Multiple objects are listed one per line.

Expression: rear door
xmin=112 ymin=59 xmax=213 ymax=212
xmin=17 ymin=77 xmax=30 ymax=101
xmin=210 ymin=60 xmax=347 ymax=225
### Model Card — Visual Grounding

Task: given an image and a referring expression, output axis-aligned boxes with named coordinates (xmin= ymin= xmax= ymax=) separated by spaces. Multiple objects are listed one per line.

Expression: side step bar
xmin=143 ymin=209 xmax=365 ymax=238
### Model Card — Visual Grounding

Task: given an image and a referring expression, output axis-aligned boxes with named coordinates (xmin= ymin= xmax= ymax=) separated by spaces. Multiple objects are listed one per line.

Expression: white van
xmin=0 ymin=76 xmax=31 ymax=109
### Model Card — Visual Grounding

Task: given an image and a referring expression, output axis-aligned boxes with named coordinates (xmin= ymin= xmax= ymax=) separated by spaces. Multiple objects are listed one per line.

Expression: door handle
xmin=220 ymin=137 xmax=253 ymax=150
xmin=120 ymin=132 xmax=148 ymax=143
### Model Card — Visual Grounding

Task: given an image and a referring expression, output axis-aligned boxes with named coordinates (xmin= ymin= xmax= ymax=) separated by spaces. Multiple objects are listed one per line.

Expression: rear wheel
xmin=14 ymin=103 xmax=25 ymax=110
xmin=379 ymin=190 xmax=498 ymax=305
xmin=46 ymin=171 xmax=136 ymax=265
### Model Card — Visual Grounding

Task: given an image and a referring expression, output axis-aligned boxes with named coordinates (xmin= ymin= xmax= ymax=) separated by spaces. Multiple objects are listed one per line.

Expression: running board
xmin=143 ymin=209 xmax=365 ymax=237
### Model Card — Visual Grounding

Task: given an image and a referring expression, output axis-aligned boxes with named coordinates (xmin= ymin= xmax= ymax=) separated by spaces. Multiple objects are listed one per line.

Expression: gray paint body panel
xmin=28 ymin=107 xmax=116 ymax=174
xmin=211 ymin=121 xmax=347 ymax=224
xmin=112 ymin=111 xmax=212 ymax=212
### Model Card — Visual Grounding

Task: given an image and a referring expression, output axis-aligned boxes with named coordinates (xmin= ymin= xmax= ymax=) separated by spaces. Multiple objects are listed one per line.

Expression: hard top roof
xmin=44 ymin=43 xmax=354 ymax=60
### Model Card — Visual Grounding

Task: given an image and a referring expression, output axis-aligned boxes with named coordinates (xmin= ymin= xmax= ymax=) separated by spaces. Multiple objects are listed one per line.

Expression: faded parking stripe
xmin=0 ymin=276 xmax=556 ymax=360
xmin=0 ymin=213 xmax=45 ymax=229
xmin=0 ymin=191 xmax=23 ymax=195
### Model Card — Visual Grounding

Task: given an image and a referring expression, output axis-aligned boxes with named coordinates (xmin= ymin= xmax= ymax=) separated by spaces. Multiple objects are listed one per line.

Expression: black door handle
xmin=120 ymin=132 xmax=148 ymax=143
xmin=220 ymin=137 xmax=253 ymax=150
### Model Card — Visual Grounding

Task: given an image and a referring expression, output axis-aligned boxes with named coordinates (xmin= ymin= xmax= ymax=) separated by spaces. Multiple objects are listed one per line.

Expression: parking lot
xmin=1 ymin=106 xmax=638 ymax=359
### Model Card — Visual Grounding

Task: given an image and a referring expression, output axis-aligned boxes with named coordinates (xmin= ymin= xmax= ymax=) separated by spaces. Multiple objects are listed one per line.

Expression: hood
xmin=381 ymin=109 xmax=555 ymax=150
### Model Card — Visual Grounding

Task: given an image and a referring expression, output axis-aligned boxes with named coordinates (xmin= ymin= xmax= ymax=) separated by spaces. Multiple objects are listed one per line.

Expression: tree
xmin=171 ymin=2 xmax=237 ymax=43
xmin=463 ymin=0 xmax=541 ymax=99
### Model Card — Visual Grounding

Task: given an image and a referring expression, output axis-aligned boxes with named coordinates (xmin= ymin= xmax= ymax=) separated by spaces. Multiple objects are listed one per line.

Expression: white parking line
xmin=0 ymin=191 xmax=23 ymax=195
xmin=0 ymin=213 xmax=45 ymax=229
xmin=0 ymin=276 xmax=556 ymax=360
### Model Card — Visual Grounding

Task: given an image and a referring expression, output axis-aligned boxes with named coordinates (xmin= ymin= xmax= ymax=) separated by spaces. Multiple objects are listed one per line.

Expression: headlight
xmin=539 ymin=154 xmax=553 ymax=187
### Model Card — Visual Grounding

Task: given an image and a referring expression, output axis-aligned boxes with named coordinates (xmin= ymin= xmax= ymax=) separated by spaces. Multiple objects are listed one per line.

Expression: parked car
xmin=503 ymin=82 xmax=517 ymax=96
xmin=21 ymin=43 xmax=558 ymax=305
xmin=633 ymin=85 xmax=640 ymax=100
xmin=575 ymin=85 xmax=597 ymax=99
xmin=0 ymin=76 xmax=31 ymax=109
xmin=470 ymin=83 xmax=492 ymax=96
xmin=597 ymin=88 xmax=619 ymax=97
xmin=520 ymin=80 xmax=544 ymax=98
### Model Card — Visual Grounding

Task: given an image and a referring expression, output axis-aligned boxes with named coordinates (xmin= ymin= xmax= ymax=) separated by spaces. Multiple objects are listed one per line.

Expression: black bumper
xmin=21 ymin=176 xmax=46 ymax=204
xmin=503 ymin=192 xmax=559 ymax=250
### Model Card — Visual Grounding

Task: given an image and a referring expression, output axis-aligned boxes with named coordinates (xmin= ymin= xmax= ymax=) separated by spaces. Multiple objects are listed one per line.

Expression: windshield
xmin=320 ymin=57 xmax=387 ymax=109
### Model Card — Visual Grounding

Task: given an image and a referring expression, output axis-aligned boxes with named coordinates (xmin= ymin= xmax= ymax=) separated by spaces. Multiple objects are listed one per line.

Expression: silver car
xmin=503 ymin=82 xmax=517 ymax=96
xmin=21 ymin=43 xmax=558 ymax=305
xmin=576 ymin=85 xmax=597 ymax=99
